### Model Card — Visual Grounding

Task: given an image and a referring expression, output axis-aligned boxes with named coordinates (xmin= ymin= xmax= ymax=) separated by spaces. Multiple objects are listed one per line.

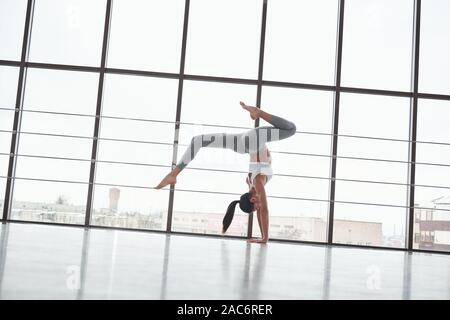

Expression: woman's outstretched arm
xmin=248 ymin=175 xmax=269 ymax=244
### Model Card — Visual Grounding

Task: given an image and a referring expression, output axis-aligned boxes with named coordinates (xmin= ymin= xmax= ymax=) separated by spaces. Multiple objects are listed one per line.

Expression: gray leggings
xmin=176 ymin=114 xmax=296 ymax=170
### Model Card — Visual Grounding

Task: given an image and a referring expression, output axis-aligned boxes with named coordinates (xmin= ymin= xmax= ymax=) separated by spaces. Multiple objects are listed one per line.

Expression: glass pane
xmin=178 ymin=170 xmax=247 ymax=194
xmin=254 ymin=86 xmax=333 ymax=241
xmin=99 ymin=74 xmax=178 ymax=145
xmin=0 ymin=66 xmax=19 ymax=213
xmin=338 ymin=93 xmax=410 ymax=159
xmin=18 ymin=134 xmax=92 ymax=159
xmin=252 ymin=198 xmax=328 ymax=242
xmin=23 ymin=68 xmax=99 ymax=115
xmin=263 ymin=0 xmax=339 ymax=85
xmin=0 ymin=0 xmax=27 ymax=61
xmin=419 ymin=0 xmax=450 ymax=95
xmin=11 ymin=179 xmax=87 ymax=224
xmin=97 ymin=140 xmax=173 ymax=166
xmin=0 ymin=109 xmax=14 ymax=131
xmin=185 ymin=0 xmax=262 ymax=78
xmin=0 ymin=132 xmax=12 ymax=155
xmin=20 ymin=112 xmax=94 ymax=137
xmin=177 ymin=80 xmax=256 ymax=173
xmin=12 ymin=68 xmax=97 ymax=224
xmin=92 ymin=162 xmax=169 ymax=228
xmin=15 ymin=156 xmax=90 ymax=182
xmin=93 ymin=162 xmax=168 ymax=229
xmin=20 ymin=69 xmax=98 ymax=138
xmin=0 ymin=176 xmax=6 ymax=214
xmin=274 ymin=153 xmax=330 ymax=178
xmin=91 ymin=185 xmax=169 ymax=231
xmin=181 ymin=81 xmax=256 ymax=128
xmin=261 ymin=86 xmax=333 ymax=153
xmin=172 ymin=81 xmax=254 ymax=234
xmin=0 ymin=110 xmax=14 ymax=155
xmin=338 ymin=137 xmax=408 ymax=162
xmin=93 ymin=75 xmax=177 ymax=230
xmin=334 ymin=93 xmax=410 ymax=248
xmin=337 ymin=158 xmax=408 ymax=184
xmin=172 ymin=190 xmax=249 ymax=237
xmin=1 ymin=155 xmax=8 ymax=213
xmin=178 ymin=170 xmax=327 ymax=202
xmin=414 ymin=99 xmax=450 ymax=252
xmin=95 ymin=162 xmax=167 ymax=188
xmin=100 ymin=117 xmax=173 ymax=143
xmin=341 ymin=0 xmax=413 ymax=91
xmin=0 ymin=155 xmax=8 ymax=177
xmin=416 ymin=99 xmax=450 ymax=145
xmin=107 ymin=0 xmax=185 ymax=73
xmin=102 ymin=74 xmax=178 ymax=120
xmin=29 ymin=0 xmax=106 ymax=66
xmin=335 ymin=180 xmax=407 ymax=207
xmin=333 ymin=203 xmax=403 ymax=247
xmin=0 ymin=66 xmax=20 ymax=108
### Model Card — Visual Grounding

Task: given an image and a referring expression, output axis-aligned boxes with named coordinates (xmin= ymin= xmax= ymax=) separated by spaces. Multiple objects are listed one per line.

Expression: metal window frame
xmin=1 ymin=0 xmax=450 ymax=255
xmin=166 ymin=0 xmax=190 ymax=233
xmin=247 ymin=0 xmax=268 ymax=238
xmin=84 ymin=0 xmax=113 ymax=226
xmin=327 ymin=0 xmax=345 ymax=244
xmin=406 ymin=0 xmax=421 ymax=251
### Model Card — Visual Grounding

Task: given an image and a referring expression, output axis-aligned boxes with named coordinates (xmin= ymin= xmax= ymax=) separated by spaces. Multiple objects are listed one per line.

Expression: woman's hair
xmin=222 ymin=192 xmax=254 ymax=233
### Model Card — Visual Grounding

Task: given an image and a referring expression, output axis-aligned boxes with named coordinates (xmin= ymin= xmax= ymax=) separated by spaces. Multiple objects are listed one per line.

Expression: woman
xmin=155 ymin=101 xmax=296 ymax=244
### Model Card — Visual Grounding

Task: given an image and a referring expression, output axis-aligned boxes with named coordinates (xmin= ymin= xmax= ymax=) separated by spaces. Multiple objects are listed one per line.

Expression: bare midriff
xmin=249 ymin=146 xmax=272 ymax=164
xmin=247 ymin=146 xmax=271 ymax=187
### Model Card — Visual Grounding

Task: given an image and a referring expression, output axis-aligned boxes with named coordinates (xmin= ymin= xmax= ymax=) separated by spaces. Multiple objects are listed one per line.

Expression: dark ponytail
xmin=222 ymin=200 xmax=239 ymax=234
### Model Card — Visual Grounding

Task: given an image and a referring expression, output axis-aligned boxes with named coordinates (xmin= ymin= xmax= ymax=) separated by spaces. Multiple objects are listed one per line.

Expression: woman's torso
xmin=247 ymin=146 xmax=272 ymax=188
xmin=249 ymin=146 xmax=272 ymax=163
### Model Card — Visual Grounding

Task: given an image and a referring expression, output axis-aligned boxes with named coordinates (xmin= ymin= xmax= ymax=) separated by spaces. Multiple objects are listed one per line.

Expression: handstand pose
xmin=155 ymin=101 xmax=296 ymax=244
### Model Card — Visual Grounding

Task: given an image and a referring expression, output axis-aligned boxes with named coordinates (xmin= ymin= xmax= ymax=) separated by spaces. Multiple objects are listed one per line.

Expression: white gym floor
xmin=0 ymin=222 xmax=449 ymax=300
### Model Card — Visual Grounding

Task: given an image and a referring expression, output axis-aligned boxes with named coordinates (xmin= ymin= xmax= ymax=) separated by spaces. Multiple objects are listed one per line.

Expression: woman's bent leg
xmin=244 ymin=112 xmax=297 ymax=153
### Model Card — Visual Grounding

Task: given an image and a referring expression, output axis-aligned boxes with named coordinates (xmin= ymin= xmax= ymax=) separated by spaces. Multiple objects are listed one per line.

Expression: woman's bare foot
xmin=247 ymin=237 xmax=268 ymax=244
xmin=155 ymin=172 xmax=177 ymax=189
xmin=240 ymin=101 xmax=261 ymax=120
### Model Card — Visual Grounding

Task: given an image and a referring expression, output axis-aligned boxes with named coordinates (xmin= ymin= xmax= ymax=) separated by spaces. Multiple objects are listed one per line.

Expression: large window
xmin=0 ymin=66 xmax=19 ymax=214
xmin=107 ymin=0 xmax=185 ymax=73
xmin=172 ymin=81 xmax=256 ymax=236
xmin=1 ymin=0 xmax=449 ymax=254
xmin=92 ymin=74 xmax=178 ymax=230
xmin=184 ymin=0 xmax=262 ymax=79
xmin=11 ymin=68 xmax=98 ymax=224
xmin=341 ymin=0 xmax=413 ymax=91
xmin=0 ymin=0 xmax=28 ymax=61
xmin=263 ymin=0 xmax=339 ymax=85
xmin=414 ymin=99 xmax=450 ymax=252
xmin=29 ymin=0 xmax=106 ymax=66
xmin=419 ymin=0 xmax=450 ymax=95
xmin=252 ymin=86 xmax=333 ymax=242
xmin=334 ymin=93 xmax=410 ymax=248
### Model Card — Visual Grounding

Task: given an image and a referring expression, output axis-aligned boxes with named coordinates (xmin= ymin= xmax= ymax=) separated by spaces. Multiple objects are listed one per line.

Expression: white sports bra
xmin=247 ymin=162 xmax=273 ymax=188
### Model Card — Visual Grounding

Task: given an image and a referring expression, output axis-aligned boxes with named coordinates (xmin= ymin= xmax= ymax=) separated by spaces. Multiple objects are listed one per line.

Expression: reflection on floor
xmin=0 ymin=222 xmax=449 ymax=300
